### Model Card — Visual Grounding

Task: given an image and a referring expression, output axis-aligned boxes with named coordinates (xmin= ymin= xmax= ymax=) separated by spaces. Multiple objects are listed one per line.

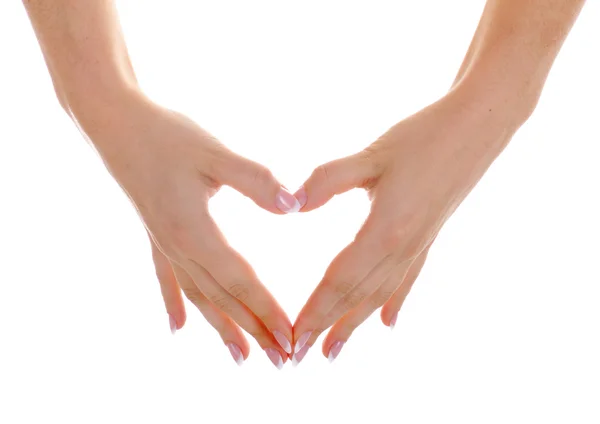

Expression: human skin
xmin=22 ymin=0 xmax=302 ymax=369
xmin=23 ymin=0 xmax=588 ymax=369
xmin=291 ymin=0 xmax=587 ymax=365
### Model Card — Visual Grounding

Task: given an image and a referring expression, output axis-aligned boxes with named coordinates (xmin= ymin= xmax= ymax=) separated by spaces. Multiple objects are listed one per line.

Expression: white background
xmin=1 ymin=1 xmax=599 ymax=423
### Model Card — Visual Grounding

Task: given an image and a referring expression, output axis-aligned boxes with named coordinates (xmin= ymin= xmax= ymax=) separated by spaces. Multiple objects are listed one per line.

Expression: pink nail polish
xmin=292 ymin=344 xmax=310 ymax=367
xmin=275 ymin=187 xmax=301 ymax=213
xmin=265 ymin=348 xmax=284 ymax=370
xmin=294 ymin=331 xmax=312 ymax=353
xmin=328 ymin=341 xmax=345 ymax=363
xmin=295 ymin=186 xmax=307 ymax=209
xmin=226 ymin=343 xmax=244 ymax=366
xmin=169 ymin=314 xmax=177 ymax=335
xmin=390 ymin=312 xmax=398 ymax=330
xmin=273 ymin=330 xmax=292 ymax=354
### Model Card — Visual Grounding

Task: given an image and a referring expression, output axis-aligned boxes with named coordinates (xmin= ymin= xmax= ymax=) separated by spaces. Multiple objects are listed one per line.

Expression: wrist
xmin=450 ymin=56 xmax=541 ymax=132
xmin=64 ymin=77 xmax=147 ymax=135
xmin=450 ymin=28 xmax=565 ymax=130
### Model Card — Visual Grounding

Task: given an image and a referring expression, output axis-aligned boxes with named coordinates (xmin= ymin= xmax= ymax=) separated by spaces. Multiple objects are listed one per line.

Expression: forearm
xmin=23 ymin=0 xmax=140 ymax=121
xmin=452 ymin=0 xmax=586 ymax=126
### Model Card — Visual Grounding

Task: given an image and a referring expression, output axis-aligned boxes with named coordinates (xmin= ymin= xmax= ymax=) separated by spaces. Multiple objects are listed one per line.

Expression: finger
xmin=181 ymin=260 xmax=289 ymax=368
xmin=293 ymin=257 xmax=404 ymax=365
xmin=381 ymin=246 xmax=431 ymax=328
xmin=182 ymin=214 xmax=294 ymax=357
xmin=293 ymin=216 xmax=390 ymax=353
xmin=322 ymin=262 xmax=413 ymax=359
xmin=150 ymin=236 xmax=186 ymax=333
xmin=171 ymin=263 xmax=249 ymax=366
xmin=219 ymin=152 xmax=301 ymax=214
xmin=294 ymin=151 xmax=380 ymax=212
xmin=313 ymin=254 xmax=399 ymax=340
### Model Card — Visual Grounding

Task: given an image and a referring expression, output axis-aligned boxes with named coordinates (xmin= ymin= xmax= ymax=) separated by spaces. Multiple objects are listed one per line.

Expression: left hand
xmin=291 ymin=88 xmax=522 ymax=364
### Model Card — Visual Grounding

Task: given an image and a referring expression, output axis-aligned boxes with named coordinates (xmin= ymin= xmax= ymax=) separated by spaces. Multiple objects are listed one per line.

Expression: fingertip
xmin=293 ymin=186 xmax=308 ymax=211
xmin=389 ymin=311 xmax=398 ymax=330
xmin=380 ymin=306 xmax=395 ymax=327
xmin=230 ymin=338 xmax=251 ymax=362
xmin=174 ymin=310 xmax=187 ymax=330
xmin=322 ymin=330 xmax=347 ymax=358
xmin=166 ymin=303 xmax=187 ymax=334
xmin=293 ymin=182 xmax=333 ymax=213
xmin=322 ymin=339 xmax=333 ymax=358
xmin=275 ymin=186 xmax=302 ymax=214
xmin=168 ymin=313 xmax=182 ymax=334
xmin=226 ymin=342 xmax=245 ymax=366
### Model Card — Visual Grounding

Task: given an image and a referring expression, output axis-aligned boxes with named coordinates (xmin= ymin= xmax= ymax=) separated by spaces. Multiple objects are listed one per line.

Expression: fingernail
xmin=275 ymin=187 xmax=301 ymax=213
xmin=328 ymin=341 xmax=345 ymax=363
xmin=265 ymin=348 xmax=284 ymax=370
xmin=273 ymin=330 xmax=292 ymax=354
xmin=390 ymin=312 xmax=398 ymax=330
xmin=292 ymin=344 xmax=310 ymax=367
xmin=294 ymin=331 xmax=312 ymax=353
xmin=295 ymin=186 xmax=307 ymax=209
xmin=169 ymin=314 xmax=177 ymax=335
xmin=226 ymin=343 xmax=244 ymax=366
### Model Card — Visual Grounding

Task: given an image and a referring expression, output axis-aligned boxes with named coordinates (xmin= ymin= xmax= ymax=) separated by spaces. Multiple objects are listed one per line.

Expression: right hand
xmin=77 ymin=91 xmax=299 ymax=368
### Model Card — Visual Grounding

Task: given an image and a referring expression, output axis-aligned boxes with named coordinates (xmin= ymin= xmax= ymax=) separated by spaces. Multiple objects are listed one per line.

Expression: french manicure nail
xmin=292 ymin=344 xmax=310 ymax=367
xmin=390 ymin=312 xmax=398 ymax=330
xmin=294 ymin=331 xmax=312 ymax=353
xmin=295 ymin=186 xmax=307 ymax=209
xmin=328 ymin=341 xmax=345 ymax=363
xmin=169 ymin=314 xmax=177 ymax=335
xmin=275 ymin=187 xmax=301 ymax=213
xmin=226 ymin=343 xmax=244 ymax=366
xmin=273 ymin=330 xmax=292 ymax=354
xmin=265 ymin=348 xmax=284 ymax=370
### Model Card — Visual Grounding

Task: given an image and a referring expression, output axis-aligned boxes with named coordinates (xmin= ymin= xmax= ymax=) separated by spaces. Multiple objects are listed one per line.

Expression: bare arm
xmin=453 ymin=0 xmax=586 ymax=123
xmin=23 ymin=0 xmax=298 ymax=368
xmin=291 ymin=0 xmax=587 ymax=364
xmin=23 ymin=0 xmax=137 ymax=121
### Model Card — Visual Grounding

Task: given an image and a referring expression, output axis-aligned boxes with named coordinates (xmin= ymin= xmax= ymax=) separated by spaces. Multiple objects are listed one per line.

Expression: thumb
xmin=294 ymin=152 xmax=378 ymax=212
xmin=220 ymin=152 xmax=301 ymax=214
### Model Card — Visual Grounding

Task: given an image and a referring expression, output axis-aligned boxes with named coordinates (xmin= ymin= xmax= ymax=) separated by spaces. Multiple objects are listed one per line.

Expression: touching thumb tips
xmin=294 ymin=186 xmax=308 ymax=210
xmin=275 ymin=187 xmax=302 ymax=213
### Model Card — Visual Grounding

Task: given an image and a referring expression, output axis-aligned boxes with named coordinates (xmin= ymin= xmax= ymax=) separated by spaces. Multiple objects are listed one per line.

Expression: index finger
xmin=183 ymin=213 xmax=294 ymax=354
xmin=293 ymin=215 xmax=391 ymax=350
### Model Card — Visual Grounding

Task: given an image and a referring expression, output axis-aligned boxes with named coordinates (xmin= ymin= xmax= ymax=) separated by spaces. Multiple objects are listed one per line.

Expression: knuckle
xmin=341 ymin=290 xmax=368 ymax=311
xmin=253 ymin=165 xmax=275 ymax=186
xmin=182 ymin=286 xmax=204 ymax=306
xmin=208 ymin=293 xmax=232 ymax=314
xmin=361 ymin=148 xmax=384 ymax=173
xmin=332 ymin=280 xmax=354 ymax=297
xmin=313 ymin=163 xmax=331 ymax=186
xmin=228 ymin=282 xmax=250 ymax=302
xmin=371 ymin=289 xmax=394 ymax=307
xmin=357 ymin=149 xmax=384 ymax=188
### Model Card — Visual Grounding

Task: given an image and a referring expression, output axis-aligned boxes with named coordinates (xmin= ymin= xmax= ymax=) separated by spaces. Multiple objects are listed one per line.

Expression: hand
xmin=79 ymin=91 xmax=300 ymax=368
xmin=291 ymin=88 xmax=521 ymax=364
